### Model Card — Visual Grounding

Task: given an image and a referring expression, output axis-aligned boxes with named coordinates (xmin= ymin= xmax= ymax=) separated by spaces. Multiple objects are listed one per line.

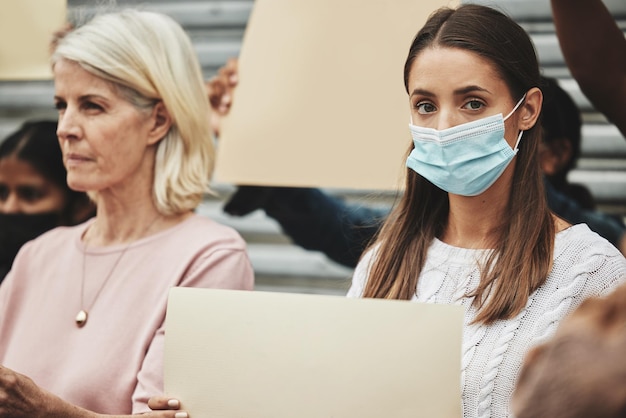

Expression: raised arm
xmin=551 ymin=0 xmax=626 ymax=138
xmin=224 ymin=186 xmax=387 ymax=268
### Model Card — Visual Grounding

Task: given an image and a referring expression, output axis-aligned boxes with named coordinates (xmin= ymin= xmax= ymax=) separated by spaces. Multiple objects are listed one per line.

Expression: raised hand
xmin=206 ymin=58 xmax=239 ymax=138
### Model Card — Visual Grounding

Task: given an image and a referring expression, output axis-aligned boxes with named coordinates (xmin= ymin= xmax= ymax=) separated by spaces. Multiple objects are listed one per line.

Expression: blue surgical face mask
xmin=406 ymin=95 xmax=526 ymax=196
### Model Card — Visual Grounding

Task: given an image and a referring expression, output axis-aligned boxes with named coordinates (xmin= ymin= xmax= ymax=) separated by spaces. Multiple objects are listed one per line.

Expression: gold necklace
xmin=76 ymin=216 xmax=160 ymax=328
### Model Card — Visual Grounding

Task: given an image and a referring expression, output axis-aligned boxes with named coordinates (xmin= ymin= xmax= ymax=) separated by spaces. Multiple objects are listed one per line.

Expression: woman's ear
xmin=518 ymin=86 xmax=543 ymax=131
xmin=147 ymin=101 xmax=172 ymax=145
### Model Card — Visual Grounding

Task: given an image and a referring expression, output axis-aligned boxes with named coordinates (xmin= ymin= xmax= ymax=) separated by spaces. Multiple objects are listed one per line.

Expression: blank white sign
xmin=215 ymin=0 xmax=458 ymax=190
xmin=0 ymin=0 xmax=66 ymax=80
xmin=165 ymin=287 xmax=463 ymax=418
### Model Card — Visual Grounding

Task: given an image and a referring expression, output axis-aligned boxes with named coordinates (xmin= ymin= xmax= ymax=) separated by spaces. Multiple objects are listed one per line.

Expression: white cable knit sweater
xmin=348 ymin=224 xmax=626 ymax=418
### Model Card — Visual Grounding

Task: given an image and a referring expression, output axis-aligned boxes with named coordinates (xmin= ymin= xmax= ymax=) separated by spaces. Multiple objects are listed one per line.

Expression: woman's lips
xmin=65 ymin=153 xmax=92 ymax=167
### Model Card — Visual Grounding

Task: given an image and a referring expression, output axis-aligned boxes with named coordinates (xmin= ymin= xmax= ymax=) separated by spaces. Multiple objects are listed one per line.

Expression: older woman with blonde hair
xmin=0 ymin=9 xmax=253 ymax=418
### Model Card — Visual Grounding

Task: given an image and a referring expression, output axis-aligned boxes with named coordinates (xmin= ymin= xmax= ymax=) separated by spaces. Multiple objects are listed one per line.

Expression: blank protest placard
xmin=0 ymin=0 xmax=66 ymax=80
xmin=215 ymin=0 xmax=458 ymax=190
xmin=165 ymin=288 xmax=463 ymax=418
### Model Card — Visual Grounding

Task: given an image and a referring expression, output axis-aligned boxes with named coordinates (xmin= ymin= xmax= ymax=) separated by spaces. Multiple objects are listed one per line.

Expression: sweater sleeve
xmin=531 ymin=234 xmax=626 ymax=345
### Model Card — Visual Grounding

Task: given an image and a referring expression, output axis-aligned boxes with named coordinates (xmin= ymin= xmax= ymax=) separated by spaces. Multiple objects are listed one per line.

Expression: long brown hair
xmin=362 ymin=4 xmax=555 ymax=324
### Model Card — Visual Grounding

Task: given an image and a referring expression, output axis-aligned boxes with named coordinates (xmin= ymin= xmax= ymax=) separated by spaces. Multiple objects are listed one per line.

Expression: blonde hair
xmin=51 ymin=10 xmax=214 ymax=215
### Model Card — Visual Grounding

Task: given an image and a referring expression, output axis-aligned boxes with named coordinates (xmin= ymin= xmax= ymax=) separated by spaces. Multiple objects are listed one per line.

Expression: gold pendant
xmin=76 ymin=310 xmax=88 ymax=327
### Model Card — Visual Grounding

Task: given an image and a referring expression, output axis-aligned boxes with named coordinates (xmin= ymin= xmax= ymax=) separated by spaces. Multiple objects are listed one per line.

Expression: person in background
xmin=345 ymin=4 xmax=625 ymax=417
xmin=0 ymin=120 xmax=94 ymax=281
xmin=212 ymin=63 xmax=626 ymax=264
xmin=537 ymin=76 xmax=626 ymax=253
xmin=512 ymin=282 xmax=626 ymax=418
xmin=0 ymin=9 xmax=253 ymax=418
xmin=540 ymin=76 xmax=595 ymax=210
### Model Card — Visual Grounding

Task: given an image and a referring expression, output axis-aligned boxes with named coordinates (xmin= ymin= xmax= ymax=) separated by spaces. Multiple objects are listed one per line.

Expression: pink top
xmin=0 ymin=214 xmax=254 ymax=414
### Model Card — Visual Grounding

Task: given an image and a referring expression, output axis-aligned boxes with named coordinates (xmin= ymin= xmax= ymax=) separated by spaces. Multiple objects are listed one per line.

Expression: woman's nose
xmin=56 ymin=109 xmax=81 ymax=141
xmin=0 ymin=192 xmax=23 ymax=213
xmin=435 ymin=110 xmax=459 ymax=131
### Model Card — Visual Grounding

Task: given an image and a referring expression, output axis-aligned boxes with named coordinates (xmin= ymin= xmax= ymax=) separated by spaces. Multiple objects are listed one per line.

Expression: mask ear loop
xmin=513 ymin=130 xmax=524 ymax=152
xmin=505 ymin=93 xmax=527 ymax=152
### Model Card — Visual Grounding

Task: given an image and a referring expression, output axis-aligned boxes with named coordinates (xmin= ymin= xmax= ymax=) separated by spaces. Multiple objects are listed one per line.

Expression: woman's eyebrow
xmin=410 ymin=85 xmax=492 ymax=98
xmin=410 ymin=88 xmax=435 ymax=98
xmin=453 ymin=85 xmax=491 ymax=96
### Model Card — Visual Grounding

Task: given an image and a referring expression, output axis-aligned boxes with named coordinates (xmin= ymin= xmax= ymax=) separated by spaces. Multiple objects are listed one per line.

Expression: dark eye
xmin=17 ymin=186 xmax=45 ymax=203
xmin=463 ymin=100 xmax=484 ymax=110
xmin=0 ymin=184 xmax=8 ymax=201
xmin=83 ymin=101 xmax=103 ymax=111
xmin=416 ymin=102 xmax=437 ymax=114
xmin=54 ymin=101 xmax=67 ymax=111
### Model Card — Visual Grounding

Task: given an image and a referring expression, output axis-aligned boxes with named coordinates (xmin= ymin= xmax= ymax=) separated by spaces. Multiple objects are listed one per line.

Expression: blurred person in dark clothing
xmin=0 ymin=120 xmax=93 ymax=280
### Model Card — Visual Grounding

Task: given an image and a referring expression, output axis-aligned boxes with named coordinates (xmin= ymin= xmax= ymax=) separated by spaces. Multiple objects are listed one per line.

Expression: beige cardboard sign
xmin=0 ymin=0 xmax=66 ymax=80
xmin=165 ymin=287 xmax=463 ymax=418
xmin=215 ymin=0 xmax=458 ymax=190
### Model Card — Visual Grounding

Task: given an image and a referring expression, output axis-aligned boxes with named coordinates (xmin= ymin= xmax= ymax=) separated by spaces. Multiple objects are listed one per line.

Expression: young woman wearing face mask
xmin=344 ymin=5 xmax=626 ymax=418
xmin=0 ymin=120 xmax=94 ymax=281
